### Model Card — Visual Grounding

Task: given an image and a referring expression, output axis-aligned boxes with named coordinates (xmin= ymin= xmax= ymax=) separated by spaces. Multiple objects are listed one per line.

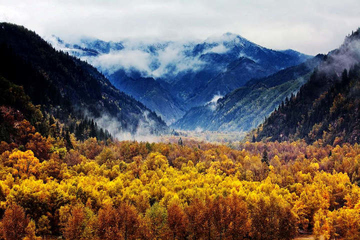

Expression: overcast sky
xmin=0 ymin=0 xmax=359 ymax=55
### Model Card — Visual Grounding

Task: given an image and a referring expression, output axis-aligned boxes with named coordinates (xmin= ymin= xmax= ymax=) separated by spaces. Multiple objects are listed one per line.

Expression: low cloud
xmin=206 ymin=32 xmax=244 ymax=45
xmin=150 ymin=42 xmax=205 ymax=78
xmin=203 ymin=44 xmax=229 ymax=54
xmin=94 ymin=111 xmax=162 ymax=143
xmin=206 ymin=93 xmax=223 ymax=111
xmin=48 ymin=33 xmax=240 ymax=79
xmin=54 ymin=39 xmax=208 ymax=78
xmin=320 ymin=37 xmax=360 ymax=75
xmin=238 ymin=52 xmax=257 ymax=62
xmin=195 ymin=127 xmax=204 ymax=133
xmin=84 ymin=49 xmax=153 ymax=76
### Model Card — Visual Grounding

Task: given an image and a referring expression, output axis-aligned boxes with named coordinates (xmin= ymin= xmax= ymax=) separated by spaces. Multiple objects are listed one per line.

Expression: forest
xmin=1 ymin=114 xmax=360 ymax=239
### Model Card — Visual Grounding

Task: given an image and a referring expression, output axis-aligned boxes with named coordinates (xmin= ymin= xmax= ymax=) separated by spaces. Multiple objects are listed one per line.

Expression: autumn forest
xmin=1 ymin=114 xmax=360 ymax=239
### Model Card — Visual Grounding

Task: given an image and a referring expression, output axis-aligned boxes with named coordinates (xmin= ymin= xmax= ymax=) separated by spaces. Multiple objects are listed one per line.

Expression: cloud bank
xmin=53 ymin=37 xmax=229 ymax=78
xmin=1 ymin=0 xmax=360 ymax=55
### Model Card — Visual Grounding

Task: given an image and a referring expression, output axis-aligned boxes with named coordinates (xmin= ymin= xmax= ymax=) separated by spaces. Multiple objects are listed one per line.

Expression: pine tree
xmin=262 ymin=149 xmax=269 ymax=165
xmin=65 ymin=130 xmax=73 ymax=149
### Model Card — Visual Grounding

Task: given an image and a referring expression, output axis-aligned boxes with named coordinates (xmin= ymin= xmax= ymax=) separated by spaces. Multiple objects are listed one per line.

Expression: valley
xmin=0 ymin=6 xmax=360 ymax=238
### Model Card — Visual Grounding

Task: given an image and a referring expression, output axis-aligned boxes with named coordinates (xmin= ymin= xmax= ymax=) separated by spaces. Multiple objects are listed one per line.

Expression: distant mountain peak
xmin=205 ymin=32 xmax=250 ymax=45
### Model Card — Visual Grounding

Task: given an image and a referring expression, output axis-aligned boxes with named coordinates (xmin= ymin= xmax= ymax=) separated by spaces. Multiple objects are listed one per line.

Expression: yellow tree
xmin=25 ymin=132 xmax=52 ymax=161
xmin=60 ymin=204 xmax=95 ymax=240
xmin=248 ymin=191 xmax=297 ymax=240
xmin=185 ymin=198 xmax=213 ymax=240
xmin=145 ymin=202 xmax=168 ymax=239
xmin=332 ymin=208 xmax=360 ymax=239
xmin=10 ymin=150 xmax=40 ymax=177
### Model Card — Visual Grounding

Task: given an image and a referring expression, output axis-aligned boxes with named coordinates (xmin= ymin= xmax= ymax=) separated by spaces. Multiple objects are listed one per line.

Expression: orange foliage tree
xmin=1 ymin=204 xmax=29 ymax=240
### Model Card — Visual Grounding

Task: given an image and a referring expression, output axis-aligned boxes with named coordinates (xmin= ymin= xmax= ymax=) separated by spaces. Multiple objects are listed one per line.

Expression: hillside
xmin=108 ymin=69 xmax=185 ymax=124
xmin=254 ymin=29 xmax=360 ymax=145
xmin=173 ymin=55 xmax=323 ymax=132
xmin=0 ymin=23 xmax=167 ymax=137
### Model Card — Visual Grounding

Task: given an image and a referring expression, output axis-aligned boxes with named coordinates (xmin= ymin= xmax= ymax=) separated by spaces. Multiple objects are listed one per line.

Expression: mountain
xmin=253 ymin=29 xmax=360 ymax=145
xmin=48 ymin=33 xmax=311 ymax=122
xmin=175 ymin=33 xmax=311 ymax=107
xmin=0 ymin=23 xmax=167 ymax=138
xmin=173 ymin=55 xmax=324 ymax=132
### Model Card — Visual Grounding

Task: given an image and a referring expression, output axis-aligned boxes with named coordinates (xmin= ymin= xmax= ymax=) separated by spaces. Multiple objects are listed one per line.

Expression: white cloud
xmin=1 ymin=0 xmax=360 ymax=55
xmin=320 ymin=38 xmax=360 ymax=75
xmin=151 ymin=43 xmax=193 ymax=77
xmin=85 ymin=49 xmax=152 ymax=75
xmin=210 ymin=44 xmax=228 ymax=54
xmin=94 ymin=111 xmax=162 ymax=142
xmin=69 ymin=40 xmax=206 ymax=78
xmin=206 ymin=94 xmax=223 ymax=111
xmin=203 ymin=44 xmax=229 ymax=54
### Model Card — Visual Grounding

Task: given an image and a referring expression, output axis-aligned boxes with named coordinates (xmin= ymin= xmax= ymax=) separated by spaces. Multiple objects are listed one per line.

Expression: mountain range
xmin=48 ymin=33 xmax=311 ymax=124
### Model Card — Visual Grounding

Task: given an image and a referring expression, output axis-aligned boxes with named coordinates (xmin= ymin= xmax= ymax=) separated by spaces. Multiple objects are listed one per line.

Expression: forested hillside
xmin=0 ymin=23 xmax=167 ymax=137
xmin=254 ymin=29 xmax=360 ymax=145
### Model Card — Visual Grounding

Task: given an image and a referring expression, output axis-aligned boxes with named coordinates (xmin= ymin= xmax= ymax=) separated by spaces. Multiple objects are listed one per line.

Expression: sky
xmin=0 ymin=0 xmax=360 ymax=55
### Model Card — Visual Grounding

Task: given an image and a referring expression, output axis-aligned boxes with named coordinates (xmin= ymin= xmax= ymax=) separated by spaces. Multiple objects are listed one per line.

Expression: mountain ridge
xmin=0 ymin=22 xmax=168 ymax=139
xmin=252 ymin=28 xmax=360 ymax=145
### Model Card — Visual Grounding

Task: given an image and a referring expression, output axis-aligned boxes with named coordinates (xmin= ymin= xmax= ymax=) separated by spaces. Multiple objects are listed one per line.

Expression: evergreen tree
xmin=178 ymin=137 xmax=183 ymax=146
xmin=65 ymin=130 xmax=73 ymax=149
xmin=262 ymin=149 xmax=269 ymax=165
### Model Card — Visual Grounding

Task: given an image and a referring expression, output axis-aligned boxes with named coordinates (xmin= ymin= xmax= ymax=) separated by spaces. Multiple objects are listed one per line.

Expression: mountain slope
xmin=253 ymin=29 xmax=360 ymax=145
xmin=0 ymin=23 xmax=167 ymax=137
xmin=108 ymin=69 xmax=185 ymax=124
xmin=185 ymin=57 xmax=280 ymax=106
xmin=173 ymin=55 xmax=324 ymax=132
